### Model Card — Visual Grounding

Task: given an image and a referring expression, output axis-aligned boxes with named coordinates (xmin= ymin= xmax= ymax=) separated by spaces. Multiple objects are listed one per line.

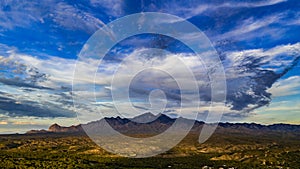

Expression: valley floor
xmin=0 ymin=130 xmax=299 ymax=169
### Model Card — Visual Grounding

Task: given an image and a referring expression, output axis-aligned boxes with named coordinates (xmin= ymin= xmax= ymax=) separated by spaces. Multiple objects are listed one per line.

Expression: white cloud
xmin=0 ymin=121 xmax=8 ymax=125
xmin=52 ymin=2 xmax=106 ymax=33
xmin=6 ymin=52 xmax=112 ymax=88
xmin=268 ymin=76 xmax=300 ymax=97
xmin=225 ymin=42 xmax=300 ymax=76
xmin=0 ymin=1 xmax=43 ymax=30
xmin=0 ymin=1 xmax=106 ymax=33
xmin=159 ymin=0 xmax=287 ymax=19
xmin=1 ymin=41 xmax=300 ymax=124
xmin=216 ymin=12 xmax=286 ymax=41
xmin=246 ymin=99 xmax=300 ymax=124
xmin=89 ymin=0 xmax=123 ymax=17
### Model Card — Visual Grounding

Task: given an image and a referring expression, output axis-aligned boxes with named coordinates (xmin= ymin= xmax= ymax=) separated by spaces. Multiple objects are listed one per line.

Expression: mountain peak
xmin=51 ymin=123 xmax=60 ymax=126
xmin=48 ymin=123 xmax=62 ymax=132
xmin=156 ymin=113 xmax=174 ymax=124
xmin=131 ymin=112 xmax=158 ymax=123
xmin=48 ymin=123 xmax=83 ymax=133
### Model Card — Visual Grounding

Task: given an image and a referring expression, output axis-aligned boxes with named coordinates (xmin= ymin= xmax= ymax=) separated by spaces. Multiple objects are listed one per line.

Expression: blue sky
xmin=0 ymin=0 xmax=299 ymax=133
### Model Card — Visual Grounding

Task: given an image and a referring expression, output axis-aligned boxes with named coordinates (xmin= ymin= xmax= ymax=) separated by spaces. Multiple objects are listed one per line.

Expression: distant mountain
xmin=48 ymin=123 xmax=84 ymax=133
xmin=26 ymin=123 xmax=83 ymax=134
xmin=130 ymin=112 xmax=159 ymax=123
xmin=26 ymin=113 xmax=300 ymax=135
xmin=83 ymin=113 xmax=177 ymax=135
xmin=26 ymin=129 xmax=49 ymax=134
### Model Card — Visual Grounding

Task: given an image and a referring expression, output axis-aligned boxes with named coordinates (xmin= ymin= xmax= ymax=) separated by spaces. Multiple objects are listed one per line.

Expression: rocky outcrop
xmin=48 ymin=123 xmax=83 ymax=133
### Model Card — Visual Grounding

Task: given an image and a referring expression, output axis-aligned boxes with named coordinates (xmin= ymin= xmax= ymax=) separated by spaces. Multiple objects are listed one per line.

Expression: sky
xmin=0 ymin=0 xmax=299 ymax=133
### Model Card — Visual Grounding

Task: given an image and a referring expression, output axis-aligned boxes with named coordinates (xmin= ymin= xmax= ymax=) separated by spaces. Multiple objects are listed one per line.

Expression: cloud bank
xmin=1 ymin=41 xmax=299 ymax=122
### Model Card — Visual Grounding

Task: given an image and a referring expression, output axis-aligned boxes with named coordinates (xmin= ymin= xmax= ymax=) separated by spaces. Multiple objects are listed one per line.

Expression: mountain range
xmin=26 ymin=113 xmax=300 ymax=135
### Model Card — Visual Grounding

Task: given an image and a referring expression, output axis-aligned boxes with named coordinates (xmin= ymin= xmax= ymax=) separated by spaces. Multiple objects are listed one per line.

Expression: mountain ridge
xmin=26 ymin=113 xmax=300 ymax=135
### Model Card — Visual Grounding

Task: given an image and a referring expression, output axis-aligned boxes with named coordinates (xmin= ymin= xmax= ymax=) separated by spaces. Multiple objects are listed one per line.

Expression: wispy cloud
xmin=247 ymin=100 xmax=300 ymax=124
xmin=0 ymin=121 xmax=8 ymax=125
xmin=225 ymin=42 xmax=300 ymax=75
xmin=156 ymin=0 xmax=287 ymax=19
xmin=0 ymin=0 xmax=106 ymax=33
xmin=215 ymin=13 xmax=286 ymax=41
xmin=89 ymin=0 xmax=124 ymax=17
xmin=268 ymin=76 xmax=300 ymax=97
xmin=52 ymin=2 xmax=106 ymax=33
